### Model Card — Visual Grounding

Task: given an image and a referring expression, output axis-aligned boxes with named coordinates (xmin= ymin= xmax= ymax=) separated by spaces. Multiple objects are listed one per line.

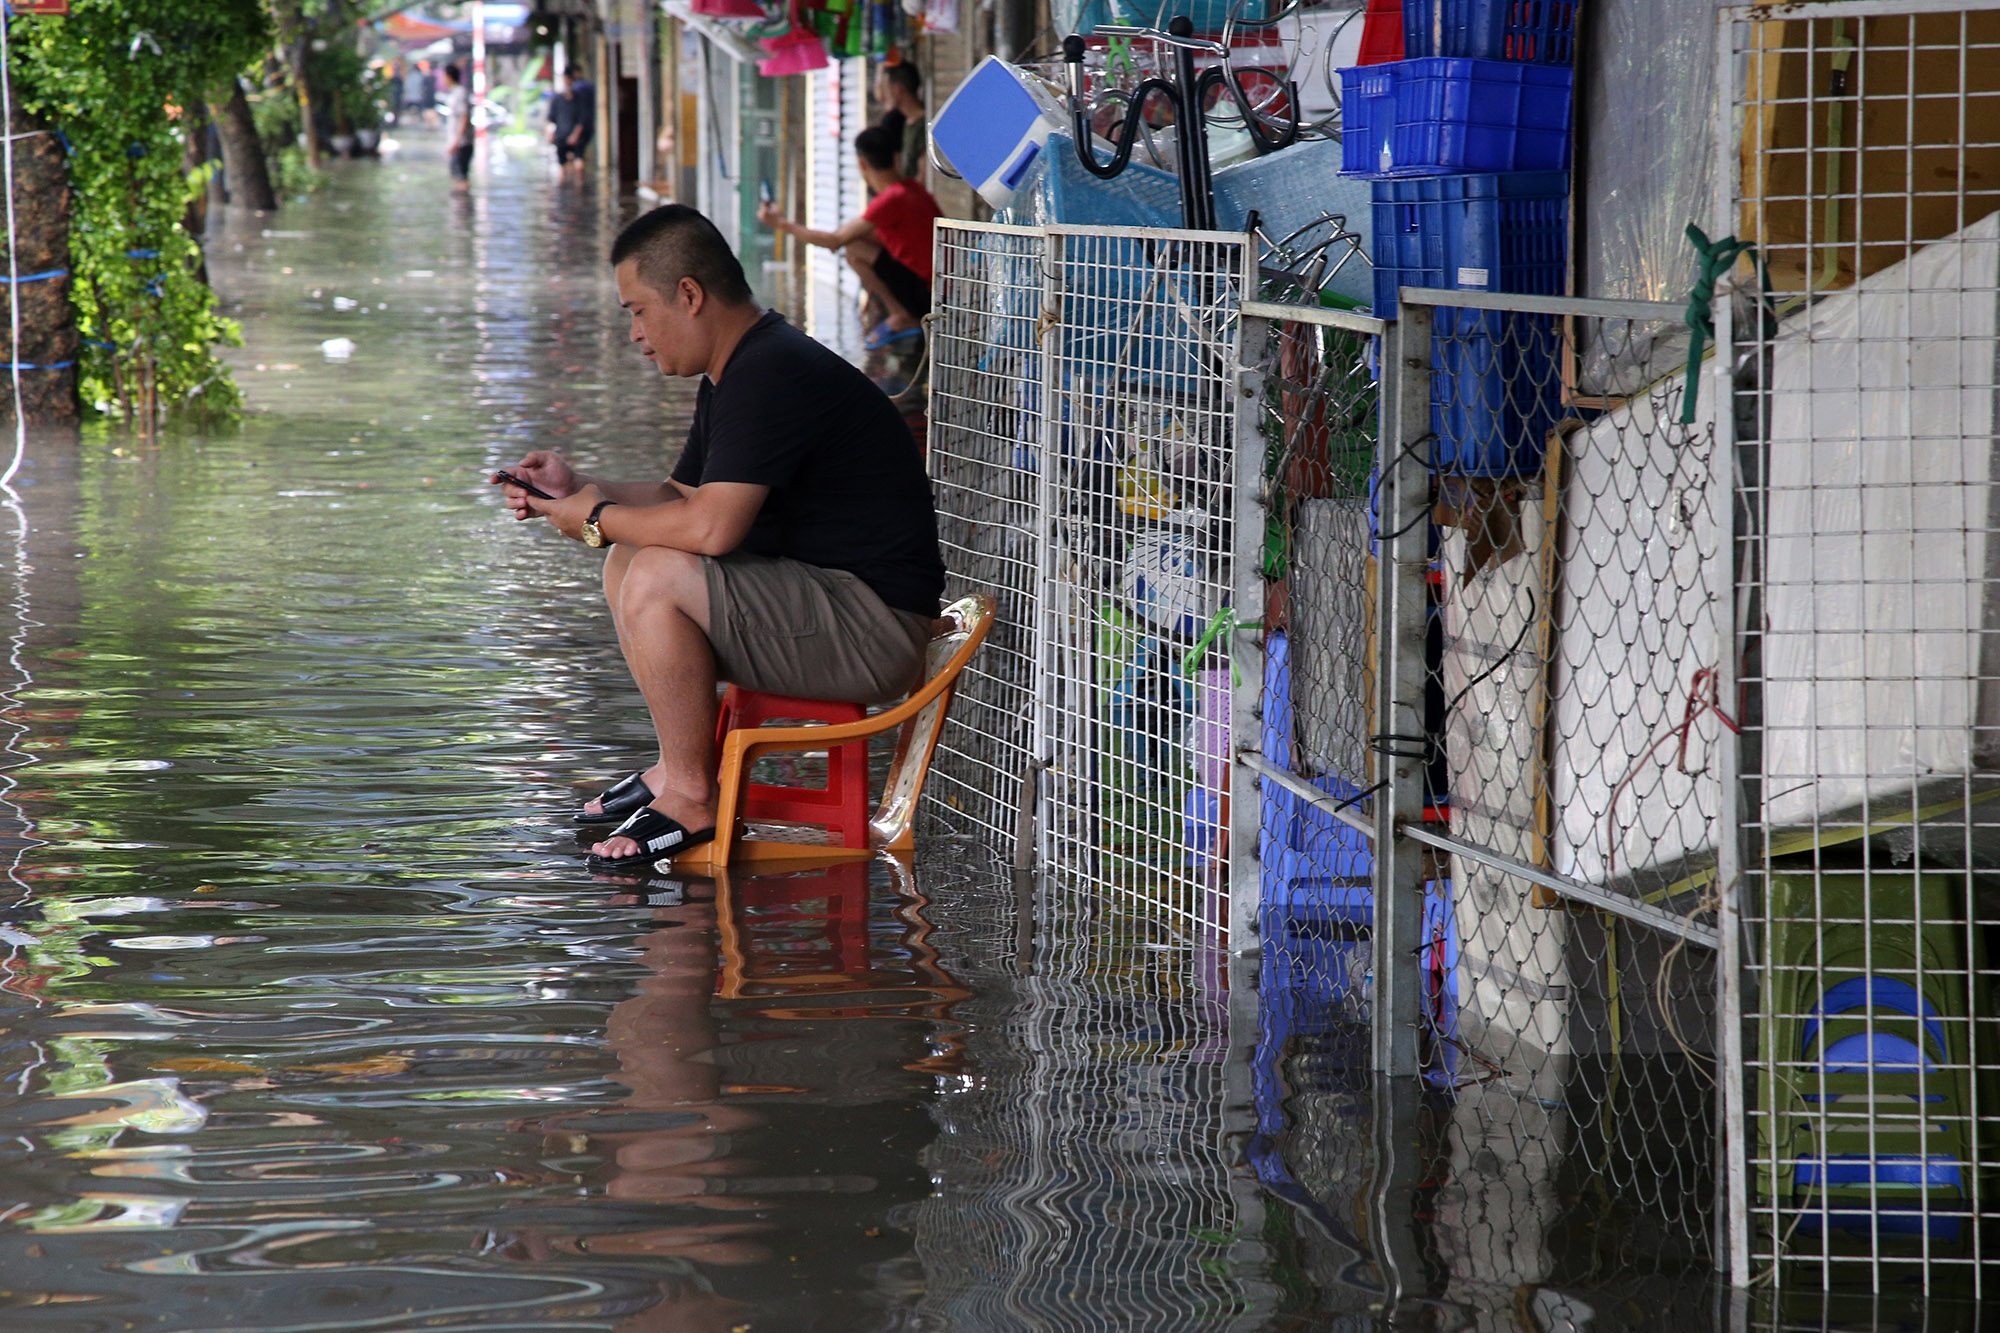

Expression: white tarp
xmin=1763 ymin=211 xmax=2000 ymax=827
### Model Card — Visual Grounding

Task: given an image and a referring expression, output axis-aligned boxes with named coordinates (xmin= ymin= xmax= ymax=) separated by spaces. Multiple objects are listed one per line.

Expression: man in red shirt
xmin=758 ymin=126 xmax=943 ymax=349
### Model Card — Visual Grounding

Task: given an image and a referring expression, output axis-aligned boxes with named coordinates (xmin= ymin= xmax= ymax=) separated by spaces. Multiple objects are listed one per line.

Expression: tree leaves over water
xmin=10 ymin=0 xmax=270 ymax=427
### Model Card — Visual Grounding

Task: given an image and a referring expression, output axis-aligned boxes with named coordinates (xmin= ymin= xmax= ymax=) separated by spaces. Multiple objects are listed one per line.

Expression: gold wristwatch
xmin=582 ymin=499 xmax=617 ymax=549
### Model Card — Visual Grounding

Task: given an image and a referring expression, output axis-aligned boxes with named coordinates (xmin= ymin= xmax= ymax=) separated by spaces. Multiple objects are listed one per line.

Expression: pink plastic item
xmin=690 ymin=0 xmax=765 ymax=17
xmin=758 ymin=26 xmax=828 ymax=76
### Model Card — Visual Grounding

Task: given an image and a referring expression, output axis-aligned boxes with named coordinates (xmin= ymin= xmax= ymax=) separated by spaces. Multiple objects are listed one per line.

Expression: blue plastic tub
xmin=1403 ymin=0 xmax=1576 ymax=64
xmin=1365 ymin=171 xmax=1566 ymax=475
xmin=1368 ymin=169 xmax=1567 ymax=313
xmin=1339 ymin=58 xmax=1572 ymax=178
xmin=1429 ymin=306 xmax=1562 ymax=475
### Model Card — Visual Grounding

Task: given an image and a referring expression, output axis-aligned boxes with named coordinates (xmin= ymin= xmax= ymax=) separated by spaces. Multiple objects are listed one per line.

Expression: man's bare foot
xmin=591 ymin=792 xmax=718 ymax=861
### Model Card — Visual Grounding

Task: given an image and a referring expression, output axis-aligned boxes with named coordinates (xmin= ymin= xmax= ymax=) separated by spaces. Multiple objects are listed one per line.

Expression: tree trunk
xmin=182 ymin=99 xmax=211 ymax=246
xmin=0 ymin=101 xmax=79 ymax=426
xmin=269 ymin=3 xmax=322 ymax=171
xmin=295 ymin=33 xmax=323 ymax=171
xmin=211 ymin=82 xmax=279 ymax=213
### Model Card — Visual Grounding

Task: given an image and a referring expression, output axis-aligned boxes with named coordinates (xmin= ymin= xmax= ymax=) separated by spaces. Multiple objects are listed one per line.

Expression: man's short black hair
xmin=566 ymin=63 xmax=585 ymax=79
xmin=854 ymin=126 xmax=900 ymax=174
xmin=610 ymin=204 xmax=754 ymax=307
xmin=882 ymin=62 xmax=922 ymax=99
xmin=443 ymin=63 xmax=462 ymax=84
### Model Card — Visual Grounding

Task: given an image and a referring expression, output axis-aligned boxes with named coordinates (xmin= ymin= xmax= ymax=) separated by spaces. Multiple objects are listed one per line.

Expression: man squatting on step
xmin=497 ymin=205 xmax=946 ymax=869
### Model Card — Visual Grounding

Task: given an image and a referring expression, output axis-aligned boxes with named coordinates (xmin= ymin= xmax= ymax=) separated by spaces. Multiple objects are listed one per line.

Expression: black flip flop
xmin=584 ymin=806 xmax=716 ymax=870
xmin=575 ymin=772 xmax=654 ymax=826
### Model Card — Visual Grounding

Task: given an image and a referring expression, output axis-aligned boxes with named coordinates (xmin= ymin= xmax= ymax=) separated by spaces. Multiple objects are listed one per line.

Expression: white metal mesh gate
xmin=928 ymin=220 xmax=1252 ymax=926
xmin=1720 ymin=0 xmax=2000 ymax=1296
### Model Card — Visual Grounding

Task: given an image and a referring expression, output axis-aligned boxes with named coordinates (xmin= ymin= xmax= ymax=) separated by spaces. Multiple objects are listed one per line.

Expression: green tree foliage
xmin=10 ymin=0 xmax=270 ymax=427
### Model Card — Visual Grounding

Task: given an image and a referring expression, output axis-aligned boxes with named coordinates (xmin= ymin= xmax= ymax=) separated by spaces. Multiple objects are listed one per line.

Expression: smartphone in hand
xmin=491 ymin=470 xmax=556 ymax=501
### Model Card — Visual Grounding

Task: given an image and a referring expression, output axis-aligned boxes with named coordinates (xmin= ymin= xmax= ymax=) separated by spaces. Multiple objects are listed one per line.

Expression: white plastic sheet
xmin=1762 ymin=211 xmax=2000 ymax=828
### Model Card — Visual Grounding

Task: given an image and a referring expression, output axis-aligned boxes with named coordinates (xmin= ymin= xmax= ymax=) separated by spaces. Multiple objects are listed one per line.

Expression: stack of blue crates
xmin=1338 ymin=0 xmax=1576 ymax=475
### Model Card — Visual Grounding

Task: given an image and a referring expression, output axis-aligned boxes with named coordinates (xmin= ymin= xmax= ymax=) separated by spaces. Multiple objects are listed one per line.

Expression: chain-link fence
xmin=1720 ymin=0 xmax=2000 ymax=1296
xmin=1232 ymin=298 xmax=1388 ymax=1092
xmin=1235 ymin=285 xmax=1723 ymax=1281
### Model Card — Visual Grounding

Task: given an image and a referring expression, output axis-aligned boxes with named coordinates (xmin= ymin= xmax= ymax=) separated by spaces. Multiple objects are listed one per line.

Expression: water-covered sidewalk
xmin=0 ymin=132 xmax=1791 ymax=1332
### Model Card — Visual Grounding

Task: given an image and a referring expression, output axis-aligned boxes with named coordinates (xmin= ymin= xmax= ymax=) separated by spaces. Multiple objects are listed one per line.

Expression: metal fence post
xmin=1231 ymin=314 xmax=1270 ymax=960
xmin=1713 ymin=15 xmax=1752 ymax=1281
xmin=1373 ymin=304 xmax=1431 ymax=1077
xmin=1028 ymin=229 xmax=1062 ymax=873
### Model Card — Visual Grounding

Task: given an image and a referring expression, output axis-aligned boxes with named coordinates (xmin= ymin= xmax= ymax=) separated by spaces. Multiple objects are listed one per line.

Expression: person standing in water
xmin=443 ymin=64 xmax=473 ymax=194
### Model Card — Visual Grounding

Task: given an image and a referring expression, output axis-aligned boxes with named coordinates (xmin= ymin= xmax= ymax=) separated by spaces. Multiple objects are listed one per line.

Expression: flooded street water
xmin=0 ymin=134 xmax=1925 ymax=1332
xmin=0 ymin=133 xmax=1285 ymax=1332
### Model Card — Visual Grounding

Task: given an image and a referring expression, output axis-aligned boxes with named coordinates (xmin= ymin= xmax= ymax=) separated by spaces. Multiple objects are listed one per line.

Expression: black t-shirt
xmin=549 ymin=91 xmax=580 ymax=136
xmin=670 ymin=311 xmax=945 ymax=617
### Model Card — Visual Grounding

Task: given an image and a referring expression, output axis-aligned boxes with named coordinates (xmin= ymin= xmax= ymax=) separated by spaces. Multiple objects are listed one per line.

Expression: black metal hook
xmin=1061 ymin=15 xmax=1304 ymax=232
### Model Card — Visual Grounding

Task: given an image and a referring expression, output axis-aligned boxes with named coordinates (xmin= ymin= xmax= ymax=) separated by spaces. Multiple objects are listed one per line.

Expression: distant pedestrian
xmin=401 ymin=62 xmax=428 ymax=127
xmin=443 ymin=64 xmax=473 ymax=193
xmin=546 ymin=69 xmax=584 ymax=178
xmin=874 ymin=58 xmax=926 ymax=182
xmin=418 ymin=62 xmax=439 ymax=128
xmin=559 ymin=64 xmax=595 ymax=179
xmin=758 ymin=125 xmax=941 ymax=348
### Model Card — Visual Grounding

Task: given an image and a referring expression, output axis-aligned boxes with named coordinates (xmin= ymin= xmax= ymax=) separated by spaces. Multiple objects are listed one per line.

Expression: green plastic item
xmin=1756 ymin=868 xmax=1996 ymax=1242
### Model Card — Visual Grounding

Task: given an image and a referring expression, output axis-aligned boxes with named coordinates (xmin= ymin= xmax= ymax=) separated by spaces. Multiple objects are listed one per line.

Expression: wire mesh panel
xmin=926 ymin=222 xmax=1048 ymax=850
xmin=1236 ymin=298 xmax=1388 ymax=1057
xmin=1394 ymin=291 xmax=1722 ymax=1274
xmin=1722 ymin=0 xmax=2000 ymax=1296
xmin=1036 ymin=226 xmax=1252 ymax=924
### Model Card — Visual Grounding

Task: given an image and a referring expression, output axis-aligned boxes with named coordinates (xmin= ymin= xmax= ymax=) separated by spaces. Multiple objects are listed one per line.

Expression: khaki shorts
xmin=702 ymin=552 xmax=933 ymax=704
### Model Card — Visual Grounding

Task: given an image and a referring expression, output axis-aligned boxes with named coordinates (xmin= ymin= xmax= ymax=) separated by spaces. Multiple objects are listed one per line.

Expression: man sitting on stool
xmin=757 ymin=126 xmax=942 ymax=350
xmin=497 ymin=205 xmax=945 ymax=869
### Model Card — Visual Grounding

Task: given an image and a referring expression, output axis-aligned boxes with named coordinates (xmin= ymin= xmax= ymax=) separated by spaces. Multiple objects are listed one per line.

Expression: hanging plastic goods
xmin=931 ymin=57 xmax=1069 ymax=210
xmin=1122 ymin=526 xmax=1217 ymax=640
xmin=758 ymin=24 xmax=829 ymax=74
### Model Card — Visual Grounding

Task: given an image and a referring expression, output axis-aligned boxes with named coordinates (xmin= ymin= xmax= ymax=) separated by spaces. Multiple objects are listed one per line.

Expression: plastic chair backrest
xmin=1800 ymin=975 xmax=1950 ymax=1067
xmin=870 ymin=593 xmax=995 ymax=850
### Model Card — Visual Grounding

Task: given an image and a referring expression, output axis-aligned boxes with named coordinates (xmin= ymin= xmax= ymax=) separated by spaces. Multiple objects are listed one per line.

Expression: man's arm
xmin=758 ymin=205 xmax=874 ymax=252
xmin=532 ymin=480 xmax=767 ymax=557
xmin=499 ymin=450 xmax=678 ymax=522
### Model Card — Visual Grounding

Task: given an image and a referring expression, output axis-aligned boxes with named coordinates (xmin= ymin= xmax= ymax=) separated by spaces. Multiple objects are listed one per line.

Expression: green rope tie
xmin=1679 ymin=223 xmax=1761 ymax=426
xmin=1182 ymin=606 xmax=1251 ymax=687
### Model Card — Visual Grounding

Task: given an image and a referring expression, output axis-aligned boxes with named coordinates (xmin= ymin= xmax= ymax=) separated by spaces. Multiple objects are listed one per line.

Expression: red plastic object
xmin=1356 ymin=0 xmax=1405 ymax=65
xmin=714 ymin=686 xmax=871 ymax=848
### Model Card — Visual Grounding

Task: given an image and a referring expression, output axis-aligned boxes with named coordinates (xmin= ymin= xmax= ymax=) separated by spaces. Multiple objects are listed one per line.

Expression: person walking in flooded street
xmin=563 ymin=65 xmax=596 ymax=180
xmin=494 ymin=205 xmax=943 ymax=871
xmin=444 ymin=63 xmax=473 ymax=193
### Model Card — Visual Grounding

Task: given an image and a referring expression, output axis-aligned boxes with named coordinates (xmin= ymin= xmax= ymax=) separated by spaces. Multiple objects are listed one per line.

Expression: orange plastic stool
xmin=714 ymin=686 xmax=871 ymax=849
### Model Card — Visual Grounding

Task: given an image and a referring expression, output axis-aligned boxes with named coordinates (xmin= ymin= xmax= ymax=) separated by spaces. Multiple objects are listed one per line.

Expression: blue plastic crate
xmin=1339 ymin=58 xmax=1572 ymax=178
xmin=1404 ymin=0 xmax=1575 ymax=63
xmin=1368 ymin=170 xmax=1567 ymax=313
xmin=1430 ymin=306 xmax=1562 ymax=475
